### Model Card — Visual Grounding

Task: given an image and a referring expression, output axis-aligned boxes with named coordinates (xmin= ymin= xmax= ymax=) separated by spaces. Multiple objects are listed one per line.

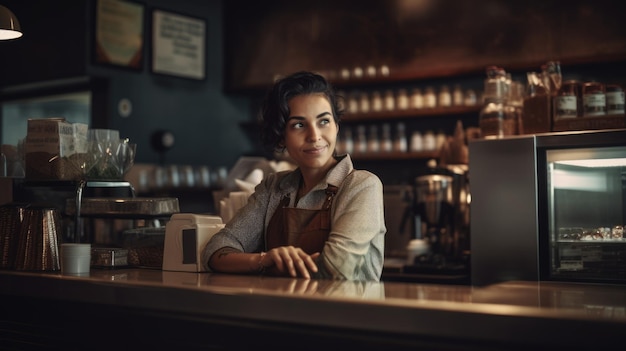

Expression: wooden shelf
xmin=350 ymin=150 xmax=439 ymax=161
xmin=552 ymin=114 xmax=626 ymax=132
xmin=342 ymin=105 xmax=481 ymax=122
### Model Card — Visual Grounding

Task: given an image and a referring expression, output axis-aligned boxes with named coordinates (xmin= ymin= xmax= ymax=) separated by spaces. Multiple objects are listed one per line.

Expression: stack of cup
xmin=60 ymin=243 xmax=91 ymax=275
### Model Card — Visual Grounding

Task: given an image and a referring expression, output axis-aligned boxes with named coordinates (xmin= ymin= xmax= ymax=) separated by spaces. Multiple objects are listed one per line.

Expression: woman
xmin=202 ymin=71 xmax=386 ymax=281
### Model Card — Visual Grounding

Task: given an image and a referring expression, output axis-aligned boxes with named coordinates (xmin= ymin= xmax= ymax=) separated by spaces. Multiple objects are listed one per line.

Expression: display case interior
xmin=547 ymin=145 xmax=626 ymax=283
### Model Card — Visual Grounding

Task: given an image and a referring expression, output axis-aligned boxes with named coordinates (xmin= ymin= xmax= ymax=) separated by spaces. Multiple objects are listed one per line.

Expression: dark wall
xmin=0 ymin=0 xmax=255 ymax=170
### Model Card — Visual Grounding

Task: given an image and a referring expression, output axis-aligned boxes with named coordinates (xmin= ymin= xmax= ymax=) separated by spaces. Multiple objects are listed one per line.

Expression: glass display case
xmin=547 ymin=145 xmax=626 ymax=283
xmin=469 ymin=129 xmax=626 ymax=286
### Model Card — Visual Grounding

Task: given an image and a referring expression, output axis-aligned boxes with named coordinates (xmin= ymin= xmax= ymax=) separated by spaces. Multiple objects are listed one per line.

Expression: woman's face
xmin=283 ymin=93 xmax=338 ymax=172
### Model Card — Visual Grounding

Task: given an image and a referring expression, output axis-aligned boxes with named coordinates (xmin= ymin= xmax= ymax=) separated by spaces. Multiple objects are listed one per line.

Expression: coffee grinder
xmin=409 ymin=164 xmax=470 ymax=274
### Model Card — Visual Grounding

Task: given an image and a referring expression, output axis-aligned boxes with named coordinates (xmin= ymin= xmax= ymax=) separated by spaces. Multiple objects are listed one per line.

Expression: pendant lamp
xmin=0 ymin=5 xmax=22 ymax=40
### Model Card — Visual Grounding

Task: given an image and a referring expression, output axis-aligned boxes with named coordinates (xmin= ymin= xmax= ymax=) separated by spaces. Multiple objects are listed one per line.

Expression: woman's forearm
xmin=209 ymin=247 xmax=264 ymax=274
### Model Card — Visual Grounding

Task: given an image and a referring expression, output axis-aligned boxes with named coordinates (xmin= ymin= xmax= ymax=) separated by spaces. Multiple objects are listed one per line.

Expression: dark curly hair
xmin=259 ymin=71 xmax=344 ymax=153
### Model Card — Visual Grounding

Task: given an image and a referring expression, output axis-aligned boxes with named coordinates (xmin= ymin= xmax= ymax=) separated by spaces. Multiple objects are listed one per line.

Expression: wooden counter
xmin=1 ymin=268 xmax=625 ymax=350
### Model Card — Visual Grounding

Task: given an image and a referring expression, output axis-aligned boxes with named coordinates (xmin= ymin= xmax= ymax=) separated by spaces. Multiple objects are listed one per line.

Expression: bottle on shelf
xmin=355 ymin=125 xmax=367 ymax=153
xmin=424 ymin=86 xmax=437 ymax=108
xmin=410 ymin=130 xmax=423 ymax=152
xmin=381 ymin=123 xmax=393 ymax=152
xmin=396 ymin=89 xmax=409 ymax=110
xmin=410 ymin=88 xmax=424 ymax=109
xmin=347 ymin=92 xmax=359 ymax=114
xmin=359 ymin=92 xmax=370 ymax=113
xmin=452 ymin=84 xmax=464 ymax=106
xmin=438 ymin=85 xmax=452 ymax=107
xmin=338 ymin=126 xmax=353 ymax=154
xmin=423 ymin=130 xmax=436 ymax=151
xmin=393 ymin=122 xmax=408 ymax=152
xmin=371 ymin=91 xmax=383 ymax=112
xmin=435 ymin=130 xmax=447 ymax=151
xmin=367 ymin=125 xmax=380 ymax=153
xmin=384 ymin=90 xmax=395 ymax=111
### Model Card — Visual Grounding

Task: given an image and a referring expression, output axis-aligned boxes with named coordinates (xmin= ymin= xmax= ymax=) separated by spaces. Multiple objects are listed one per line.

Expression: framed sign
xmin=94 ymin=0 xmax=145 ymax=70
xmin=151 ymin=9 xmax=206 ymax=80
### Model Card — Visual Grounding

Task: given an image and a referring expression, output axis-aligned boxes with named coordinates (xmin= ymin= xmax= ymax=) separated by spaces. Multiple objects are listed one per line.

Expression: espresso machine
xmin=403 ymin=163 xmax=471 ymax=275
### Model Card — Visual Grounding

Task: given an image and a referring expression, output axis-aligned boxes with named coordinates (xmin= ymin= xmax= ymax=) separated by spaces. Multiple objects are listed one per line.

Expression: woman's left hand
xmin=262 ymin=246 xmax=320 ymax=279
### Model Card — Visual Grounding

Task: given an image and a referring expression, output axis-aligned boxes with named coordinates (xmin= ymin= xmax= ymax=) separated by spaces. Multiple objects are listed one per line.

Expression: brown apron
xmin=265 ymin=185 xmax=338 ymax=254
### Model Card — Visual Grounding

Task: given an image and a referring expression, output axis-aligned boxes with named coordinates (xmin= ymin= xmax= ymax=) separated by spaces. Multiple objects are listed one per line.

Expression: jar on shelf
xmin=452 ymin=84 xmax=464 ymax=106
xmin=393 ymin=122 xmax=407 ymax=152
xmin=553 ymin=80 xmax=580 ymax=120
xmin=423 ymin=130 xmax=436 ymax=151
xmin=396 ymin=89 xmax=409 ymax=110
xmin=606 ymin=84 xmax=625 ymax=115
xmin=367 ymin=125 xmax=380 ymax=153
xmin=464 ymin=89 xmax=477 ymax=106
xmin=340 ymin=127 xmax=354 ymax=154
xmin=424 ymin=86 xmax=437 ymax=108
xmin=410 ymin=131 xmax=423 ymax=152
xmin=479 ymin=66 xmax=516 ymax=138
xmin=359 ymin=92 xmax=371 ymax=113
xmin=380 ymin=123 xmax=393 ymax=152
xmin=435 ymin=130 xmax=447 ymax=150
xmin=347 ymin=92 xmax=359 ymax=114
xmin=371 ymin=91 xmax=383 ymax=112
xmin=379 ymin=65 xmax=390 ymax=77
xmin=355 ymin=125 xmax=367 ymax=153
xmin=352 ymin=66 xmax=364 ymax=79
xmin=438 ymin=85 xmax=452 ymax=107
xmin=410 ymin=88 xmax=424 ymax=109
xmin=582 ymin=82 xmax=606 ymax=117
xmin=384 ymin=90 xmax=395 ymax=111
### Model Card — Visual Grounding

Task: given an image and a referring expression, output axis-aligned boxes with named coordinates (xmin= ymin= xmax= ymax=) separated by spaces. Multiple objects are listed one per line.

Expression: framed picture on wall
xmin=150 ymin=8 xmax=206 ymax=80
xmin=93 ymin=0 xmax=145 ymax=70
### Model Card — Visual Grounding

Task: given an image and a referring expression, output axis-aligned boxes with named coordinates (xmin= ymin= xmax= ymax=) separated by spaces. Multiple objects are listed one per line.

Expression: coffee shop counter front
xmin=0 ymin=268 xmax=624 ymax=351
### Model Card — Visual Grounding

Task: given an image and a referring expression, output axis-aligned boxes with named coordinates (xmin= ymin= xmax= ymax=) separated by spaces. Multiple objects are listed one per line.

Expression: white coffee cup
xmin=60 ymin=243 xmax=91 ymax=275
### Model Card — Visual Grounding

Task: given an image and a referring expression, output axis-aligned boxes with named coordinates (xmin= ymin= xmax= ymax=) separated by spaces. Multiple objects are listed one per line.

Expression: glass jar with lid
xmin=582 ymin=82 xmax=606 ymax=117
xmin=606 ymin=84 xmax=625 ymax=115
xmin=479 ymin=66 xmax=515 ymax=138
xmin=553 ymin=80 xmax=580 ymax=120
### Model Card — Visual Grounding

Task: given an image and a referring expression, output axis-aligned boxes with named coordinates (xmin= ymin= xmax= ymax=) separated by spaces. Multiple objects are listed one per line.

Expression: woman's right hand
xmin=262 ymin=246 xmax=320 ymax=279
